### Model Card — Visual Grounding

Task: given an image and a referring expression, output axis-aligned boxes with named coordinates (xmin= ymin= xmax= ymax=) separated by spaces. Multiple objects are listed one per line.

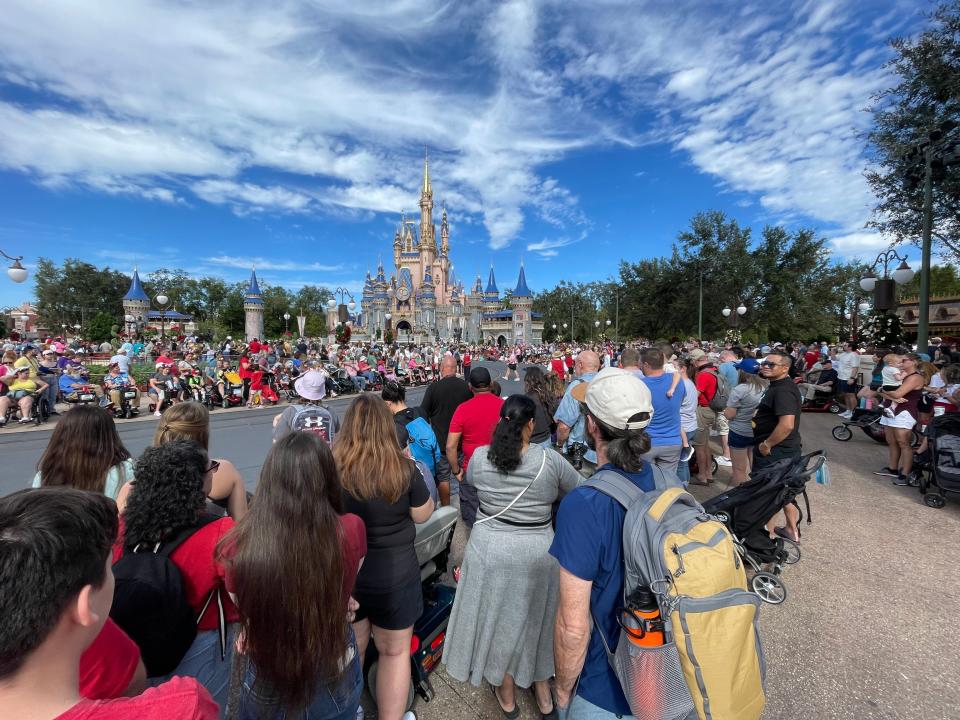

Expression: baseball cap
xmin=571 ymin=367 xmax=653 ymax=431
xmin=41 ymin=349 xmax=55 ymax=356
xmin=469 ymin=366 xmax=492 ymax=388
xmin=734 ymin=357 xmax=760 ymax=374
xmin=688 ymin=348 xmax=707 ymax=361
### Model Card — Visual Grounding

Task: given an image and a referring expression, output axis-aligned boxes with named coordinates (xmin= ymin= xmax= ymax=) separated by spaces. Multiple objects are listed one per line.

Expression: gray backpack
xmin=584 ymin=472 xmax=765 ymax=720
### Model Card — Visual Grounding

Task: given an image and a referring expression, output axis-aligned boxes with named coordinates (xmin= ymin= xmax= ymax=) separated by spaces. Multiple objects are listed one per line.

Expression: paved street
xmin=2 ymin=361 xmax=958 ymax=719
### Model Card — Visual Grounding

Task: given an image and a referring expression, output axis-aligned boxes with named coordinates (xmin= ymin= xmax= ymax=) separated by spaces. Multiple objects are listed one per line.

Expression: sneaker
xmin=893 ymin=474 xmax=910 ymax=486
xmin=153 ymin=410 xmax=162 ymax=417
xmin=839 ymin=410 xmax=853 ymax=419
xmin=680 ymin=446 xmax=694 ymax=462
xmin=908 ymin=473 xmax=921 ymax=488
xmin=715 ymin=455 xmax=732 ymax=467
xmin=19 ymin=417 xmax=32 ymax=424
xmin=882 ymin=407 xmax=896 ymax=419
xmin=873 ymin=467 xmax=899 ymax=477
xmin=401 ymin=713 xmax=416 ymax=720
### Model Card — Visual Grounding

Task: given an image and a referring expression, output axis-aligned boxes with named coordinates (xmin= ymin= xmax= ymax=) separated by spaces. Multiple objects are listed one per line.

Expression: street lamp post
xmin=73 ymin=323 xmax=81 ymax=338
xmin=328 ymin=288 xmax=356 ymax=325
xmin=593 ymin=319 xmax=600 ymax=341
xmin=283 ymin=312 xmax=290 ymax=335
xmin=859 ymin=250 xmax=915 ymax=324
xmin=155 ymin=294 xmax=169 ymax=340
xmin=1 ymin=249 xmax=28 ymax=283
xmin=552 ymin=323 xmax=557 ymax=342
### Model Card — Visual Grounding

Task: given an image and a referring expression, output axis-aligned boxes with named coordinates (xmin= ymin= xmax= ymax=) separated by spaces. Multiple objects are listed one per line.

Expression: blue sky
xmin=0 ymin=0 xmax=925 ymax=308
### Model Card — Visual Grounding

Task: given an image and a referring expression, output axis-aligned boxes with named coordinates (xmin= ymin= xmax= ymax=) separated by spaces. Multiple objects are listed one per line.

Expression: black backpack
xmin=110 ymin=514 xmax=221 ymax=677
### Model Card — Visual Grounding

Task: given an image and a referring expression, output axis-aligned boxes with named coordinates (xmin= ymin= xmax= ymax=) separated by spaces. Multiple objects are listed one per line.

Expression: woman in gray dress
xmin=442 ymin=395 xmax=581 ymax=720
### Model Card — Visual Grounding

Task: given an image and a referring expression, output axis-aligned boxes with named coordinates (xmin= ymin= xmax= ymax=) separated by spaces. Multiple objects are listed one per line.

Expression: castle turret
xmin=243 ymin=269 xmax=264 ymax=342
xmin=122 ymin=268 xmax=150 ymax=329
xmin=511 ymin=262 xmax=534 ymax=343
xmin=484 ymin=266 xmax=500 ymax=307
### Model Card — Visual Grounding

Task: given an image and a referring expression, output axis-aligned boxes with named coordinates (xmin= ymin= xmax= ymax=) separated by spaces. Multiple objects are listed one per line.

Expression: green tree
xmin=865 ymin=1 xmax=960 ymax=262
xmin=897 ymin=264 xmax=960 ymax=297
xmin=84 ymin=312 xmax=117 ymax=344
xmin=34 ymin=258 xmax=129 ymax=329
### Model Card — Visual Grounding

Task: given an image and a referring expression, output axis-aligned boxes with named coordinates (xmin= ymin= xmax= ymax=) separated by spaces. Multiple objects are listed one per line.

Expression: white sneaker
xmin=355 ymin=707 xmax=364 ymax=720
xmin=882 ymin=407 xmax=896 ymax=419
xmin=154 ymin=410 xmax=162 ymax=417
xmin=839 ymin=410 xmax=853 ymax=419
xmin=715 ymin=455 xmax=732 ymax=466
xmin=401 ymin=712 xmax=416 ymax=720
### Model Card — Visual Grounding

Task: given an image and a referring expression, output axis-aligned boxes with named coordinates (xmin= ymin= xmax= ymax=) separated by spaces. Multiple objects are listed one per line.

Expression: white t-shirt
xmin=33 ymin=458 xmax=134 ymax=500
xmin=835 ymin=351 xmax=860 ymax=381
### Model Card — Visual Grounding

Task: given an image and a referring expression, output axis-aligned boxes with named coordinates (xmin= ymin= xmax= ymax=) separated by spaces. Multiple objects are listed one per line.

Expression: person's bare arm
xmin=556 ymin=421 xmax=572 ymax=447
xmin=879 ymin=374 xmax=925 ymax=401
xmin=410 ymin=497 xmax=435 ymax=524
xmin=758 ymin=415 xmax=795 ymax=454
xmin=446 ymin=431 xmax=462 ymax=477
xmin=554 ymin=567 xmax=593 ymax=710
xmin=208 ymin=458 xmax=248 ymax=521
xmin=722 ymin=406 xmax=737 ymax=420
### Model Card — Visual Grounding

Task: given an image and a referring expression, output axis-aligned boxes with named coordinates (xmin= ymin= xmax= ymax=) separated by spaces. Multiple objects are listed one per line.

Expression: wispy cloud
xmin=204 ymin=255 xmax=345 ymax=273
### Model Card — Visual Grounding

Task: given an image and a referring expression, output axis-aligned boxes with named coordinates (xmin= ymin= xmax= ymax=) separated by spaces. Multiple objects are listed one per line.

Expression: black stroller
xmin=917 ymin=414 xmax=960 ymax=508
xmin=702 ymin=450 xmax=825 ymax=605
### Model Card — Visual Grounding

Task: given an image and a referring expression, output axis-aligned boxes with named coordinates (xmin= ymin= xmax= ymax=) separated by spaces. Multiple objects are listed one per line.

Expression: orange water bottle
xmin=621 ymin=586 xmax=665 ymax=647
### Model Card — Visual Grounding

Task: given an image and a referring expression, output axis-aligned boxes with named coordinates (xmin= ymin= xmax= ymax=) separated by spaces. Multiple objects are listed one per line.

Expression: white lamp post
xmin=1 ymin=250 xmax=27 ymax=283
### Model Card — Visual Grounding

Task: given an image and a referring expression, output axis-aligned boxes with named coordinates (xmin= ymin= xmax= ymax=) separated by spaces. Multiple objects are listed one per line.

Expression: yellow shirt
xmin=8 ymin=378 xmax=37 ymax=393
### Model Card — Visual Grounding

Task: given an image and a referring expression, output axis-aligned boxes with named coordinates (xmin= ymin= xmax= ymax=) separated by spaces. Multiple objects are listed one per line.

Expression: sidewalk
xmin=361 ymin=412 xmax=960 ymax=719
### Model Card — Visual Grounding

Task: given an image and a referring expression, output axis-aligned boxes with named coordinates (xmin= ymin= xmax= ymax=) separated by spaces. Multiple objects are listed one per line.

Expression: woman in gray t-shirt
xmin=723 ymin=365 xmax=768 ymax=486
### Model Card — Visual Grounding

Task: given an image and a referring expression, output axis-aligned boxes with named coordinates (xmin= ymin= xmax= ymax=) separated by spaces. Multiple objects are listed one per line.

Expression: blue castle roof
xmin=123 ymin=269 xmax=150 ymax=303
xmin=245 ymin=269 xmax=263 ymax=305
xmin=512 ymin=263 xmax=532 ymax=297
xmin=485 ymin=266 xmax=498 ymax=295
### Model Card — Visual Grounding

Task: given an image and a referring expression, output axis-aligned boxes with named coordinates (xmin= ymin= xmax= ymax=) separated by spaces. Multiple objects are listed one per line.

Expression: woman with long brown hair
xmin=116 ymin=401 xmax=249 ymax=518
xmin=32 ymin=404 xmax=133 ymax=498
xmin=220 ymin=432 xmax=367 ymax=719
xmin=334 ymin=393 xmax=433 ymax=720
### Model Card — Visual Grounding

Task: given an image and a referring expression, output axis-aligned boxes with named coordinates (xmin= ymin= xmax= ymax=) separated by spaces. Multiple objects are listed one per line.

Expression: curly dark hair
xmin=123 ymin=439 xmax=209 ymax=550
xmin=487 ymin=395 xmax=536 ymax=474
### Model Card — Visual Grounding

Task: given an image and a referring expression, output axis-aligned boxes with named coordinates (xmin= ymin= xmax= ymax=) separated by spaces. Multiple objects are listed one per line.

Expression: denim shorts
xmin=727 ymin=430 xmax=755 ymax=449
xmin=236 ymin=629 xmax=362 ymax=720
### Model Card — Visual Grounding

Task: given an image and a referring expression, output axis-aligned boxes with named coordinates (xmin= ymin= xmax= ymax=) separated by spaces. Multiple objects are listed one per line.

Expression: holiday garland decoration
xmin=335 ymin=323 xmax=351 ymax=344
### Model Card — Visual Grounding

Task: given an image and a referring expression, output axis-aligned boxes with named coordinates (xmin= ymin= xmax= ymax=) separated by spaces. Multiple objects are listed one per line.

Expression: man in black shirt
xmin=418 ymin=356 xmax=471 ymax=469
xmin=755 ymin=350 xmax=803 ymax=542
xmin=800 ymin=358 xmax=838 ymax=400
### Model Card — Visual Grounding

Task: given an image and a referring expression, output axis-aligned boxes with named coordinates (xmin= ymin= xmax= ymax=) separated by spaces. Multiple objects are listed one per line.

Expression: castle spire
xmin=422 ymin=146 xmax=431 ymax=194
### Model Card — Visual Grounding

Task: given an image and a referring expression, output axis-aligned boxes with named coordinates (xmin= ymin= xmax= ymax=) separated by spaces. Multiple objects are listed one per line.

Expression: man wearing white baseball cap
xmin=550 ymin=367 xmax=662 ymax=719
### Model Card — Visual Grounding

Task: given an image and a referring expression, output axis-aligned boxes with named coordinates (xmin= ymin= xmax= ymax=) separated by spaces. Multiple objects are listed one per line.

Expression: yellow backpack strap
xmin=648 ymin=487 xmax=686 ymax=522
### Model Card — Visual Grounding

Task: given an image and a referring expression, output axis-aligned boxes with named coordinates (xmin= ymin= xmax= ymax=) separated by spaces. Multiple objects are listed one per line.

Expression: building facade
xmin=350 ymin=154 xmax=542 ymax=346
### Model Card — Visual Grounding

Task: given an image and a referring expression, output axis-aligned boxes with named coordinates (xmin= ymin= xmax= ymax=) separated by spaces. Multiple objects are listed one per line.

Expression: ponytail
xmin=487 ymin=395 xmax=537 ymax=474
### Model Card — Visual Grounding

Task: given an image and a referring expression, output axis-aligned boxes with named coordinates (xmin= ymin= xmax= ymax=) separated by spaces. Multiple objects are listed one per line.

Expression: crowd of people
xmin=2 ymin=329 xmax=959 ymax=720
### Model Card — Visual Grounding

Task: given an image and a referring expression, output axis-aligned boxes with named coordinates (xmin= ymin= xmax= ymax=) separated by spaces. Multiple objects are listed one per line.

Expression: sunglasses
xmin=759 ymin=361 xmax=783 ymax=368
xmin=206 ymin=460 xmax=221 ymax=474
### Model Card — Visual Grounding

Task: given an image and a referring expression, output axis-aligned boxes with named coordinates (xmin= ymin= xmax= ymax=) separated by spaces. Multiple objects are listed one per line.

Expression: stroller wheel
xmin=780 ymin=538 xmax=801 ymax=565
xmin=751 ymin=571 xmax=787 ymax=604
xmin=831 ymin=425 xmax=853 ymax=442
xmin=924 ymin=493 xmax=946 ymax=509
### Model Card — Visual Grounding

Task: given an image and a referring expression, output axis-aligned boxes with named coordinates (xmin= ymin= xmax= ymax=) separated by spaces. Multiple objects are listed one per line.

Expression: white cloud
xmin=204 ymin=255 xmax=345 ymax=272
xmin=191 ymin=180 xmax=313 ymax=214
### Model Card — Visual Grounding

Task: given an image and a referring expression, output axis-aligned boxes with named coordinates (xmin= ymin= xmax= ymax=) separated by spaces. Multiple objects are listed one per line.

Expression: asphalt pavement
xmin=1 ymin=360 xmax=958 ymax=719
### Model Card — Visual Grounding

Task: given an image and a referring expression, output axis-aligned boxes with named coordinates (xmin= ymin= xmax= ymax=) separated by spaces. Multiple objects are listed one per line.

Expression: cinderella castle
xmin=341 ymin=152 xmax=543 ymax=346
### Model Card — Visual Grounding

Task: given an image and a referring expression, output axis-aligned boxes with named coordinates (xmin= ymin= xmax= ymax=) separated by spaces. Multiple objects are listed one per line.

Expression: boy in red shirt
xmin=0 ymin=488 xmax=217 ymax=720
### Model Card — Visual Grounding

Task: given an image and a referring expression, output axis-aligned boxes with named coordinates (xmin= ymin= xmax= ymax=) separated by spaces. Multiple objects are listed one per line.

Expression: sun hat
xmin=688 ymin=348 xmax=707 ymax=361
xmin=734 ymin=357 xmax=761 ymax=374
xmin=571 ymin=367 xmax=653 ymax=430
xmin=294 ymin=369 xmax=327 ymax=401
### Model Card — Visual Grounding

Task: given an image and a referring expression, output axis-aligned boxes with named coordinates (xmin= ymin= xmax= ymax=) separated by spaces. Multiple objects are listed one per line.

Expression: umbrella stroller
xmin=918 ymin=414 xmax=960 ymax=508
xmin=702 ymin=450 xmax=825 ymax=604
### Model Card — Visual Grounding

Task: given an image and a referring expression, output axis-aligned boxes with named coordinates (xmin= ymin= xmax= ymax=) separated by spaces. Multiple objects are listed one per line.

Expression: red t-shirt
xmin=80 ymin=619 xmax=140 ymax=700
xmin=463 ymin=353 xmax=471 ymax=366
xmin=113 ymin=518 xmax=240 ymax=631
xmin=449 ymin=393 xmax=504 ymax=470
xmin=248 ymin=341 xmax=262 ymax=354
xmin=564 ymin=355 xmax=575 ymax=370
xmin=224 ymin=513 xmax=365 ymax=607
xmin=550 ymin=358 xmax=565 ymax=376
xmin=695 ymin=367 xmax=718 ymax=407
xmin=55 ymin=676 xmax=218 ymax=720
xmin=803 ymin=351 xmax=819 ymax=371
